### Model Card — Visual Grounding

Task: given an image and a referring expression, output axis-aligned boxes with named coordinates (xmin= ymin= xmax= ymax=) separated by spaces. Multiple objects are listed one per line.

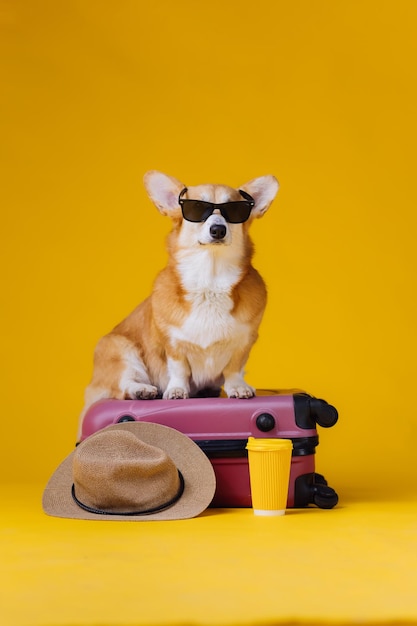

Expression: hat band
xmin=71 ymin=470 xmax=185 ymax=517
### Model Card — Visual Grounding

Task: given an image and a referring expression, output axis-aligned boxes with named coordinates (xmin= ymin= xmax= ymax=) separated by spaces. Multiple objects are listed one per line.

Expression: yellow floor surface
xmin=1 ymin=484 xmax=417 ymax=626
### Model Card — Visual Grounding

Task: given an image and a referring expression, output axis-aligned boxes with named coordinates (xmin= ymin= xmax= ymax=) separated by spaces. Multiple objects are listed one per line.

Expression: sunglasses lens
xmin=222 ymin=202 xmax=252 ymax=223
xmin=181 ymin=200 xmax=214 ymax=222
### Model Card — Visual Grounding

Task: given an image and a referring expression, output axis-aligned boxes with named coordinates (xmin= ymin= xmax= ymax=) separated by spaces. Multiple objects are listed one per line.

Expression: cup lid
xmin=246 ymin=437 xmax=293 ymax=452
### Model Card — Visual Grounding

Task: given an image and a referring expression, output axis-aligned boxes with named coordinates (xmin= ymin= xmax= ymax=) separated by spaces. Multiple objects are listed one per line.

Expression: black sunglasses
xmin=178 ymin=188 xmax=255 ymax=224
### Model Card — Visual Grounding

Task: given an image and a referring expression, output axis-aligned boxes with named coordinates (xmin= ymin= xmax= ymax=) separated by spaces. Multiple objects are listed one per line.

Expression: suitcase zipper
xmin=194 ymin=436 xmax=319 ymax=458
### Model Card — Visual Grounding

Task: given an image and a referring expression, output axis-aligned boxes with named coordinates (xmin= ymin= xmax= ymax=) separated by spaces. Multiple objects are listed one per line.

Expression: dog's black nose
xmin=210 ymin=224 xmax=227 ymax=240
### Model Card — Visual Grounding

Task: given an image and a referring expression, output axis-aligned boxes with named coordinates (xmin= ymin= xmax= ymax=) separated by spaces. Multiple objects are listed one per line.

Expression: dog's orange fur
xmin=78 ymin=171 xmax=279 ymax=437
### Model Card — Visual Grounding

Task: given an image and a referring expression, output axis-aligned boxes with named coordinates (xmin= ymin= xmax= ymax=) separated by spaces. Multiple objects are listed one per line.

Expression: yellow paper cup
xmin=246 ymin=437 xmax=293 ymax=516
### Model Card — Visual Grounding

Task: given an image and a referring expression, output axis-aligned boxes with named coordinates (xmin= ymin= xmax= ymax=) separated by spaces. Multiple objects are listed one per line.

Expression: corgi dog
xmin=78 ymin=171 xmax=279 ymax=437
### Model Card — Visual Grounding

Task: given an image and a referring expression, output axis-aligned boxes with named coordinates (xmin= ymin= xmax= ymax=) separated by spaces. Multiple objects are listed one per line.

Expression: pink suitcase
xmin=80 ymin=390 xmax=339 ymax=509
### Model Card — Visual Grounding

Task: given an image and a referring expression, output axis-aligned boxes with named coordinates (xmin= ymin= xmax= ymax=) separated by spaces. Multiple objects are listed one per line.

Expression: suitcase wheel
xmin=294 ymin=473 xmax=338 ymax=509
xmin=313 ymin=473 xmax=328 ymax=486
xmin=294 ymin=395 xmax=338 ymax=429
xmin=309 ymin=399 xmax=339 ymax=428
xmin=312 ymin=483 xmax=339 ymax=509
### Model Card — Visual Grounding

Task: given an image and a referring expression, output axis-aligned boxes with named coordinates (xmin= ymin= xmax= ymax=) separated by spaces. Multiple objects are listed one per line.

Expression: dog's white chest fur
xmin=172 ymin=288 xmax=248 ymax=387
xmin=178 ymin=290 xmax=238 ymax=348
xmin=172 ymin=249 xmax=248 ymax=351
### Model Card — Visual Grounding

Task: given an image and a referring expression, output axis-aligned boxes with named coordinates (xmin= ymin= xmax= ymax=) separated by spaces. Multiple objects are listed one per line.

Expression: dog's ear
xmin=239 ymin=175 xmax=279 ymax=218
xmin=143 ymin=171 xmax=185 ymax=217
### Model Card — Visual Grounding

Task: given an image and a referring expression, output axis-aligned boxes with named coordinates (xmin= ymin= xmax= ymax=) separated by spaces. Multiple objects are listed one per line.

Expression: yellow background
xmin=1 ymin=0 xmax=417 ymax=499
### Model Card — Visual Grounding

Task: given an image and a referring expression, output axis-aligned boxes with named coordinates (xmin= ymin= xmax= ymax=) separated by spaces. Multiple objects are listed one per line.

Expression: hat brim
xmin=43 ymin=422 xmax=216 ymax=521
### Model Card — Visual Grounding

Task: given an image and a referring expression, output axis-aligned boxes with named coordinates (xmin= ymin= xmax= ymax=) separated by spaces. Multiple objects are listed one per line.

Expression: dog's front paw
xmin=163 ymin=387 xmax=190 ymax=400
xmin=225 ymin=384 xmax=255 ymax=399
xmin=135 ymin=384 xmax=159 ymax=399
xmin=124 ymin=383 xmax=158 ymax=400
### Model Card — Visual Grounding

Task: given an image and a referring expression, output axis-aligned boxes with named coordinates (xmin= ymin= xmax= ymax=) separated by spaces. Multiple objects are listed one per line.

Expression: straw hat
xmin=43 ymin=422 xmax=216 ymax=521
